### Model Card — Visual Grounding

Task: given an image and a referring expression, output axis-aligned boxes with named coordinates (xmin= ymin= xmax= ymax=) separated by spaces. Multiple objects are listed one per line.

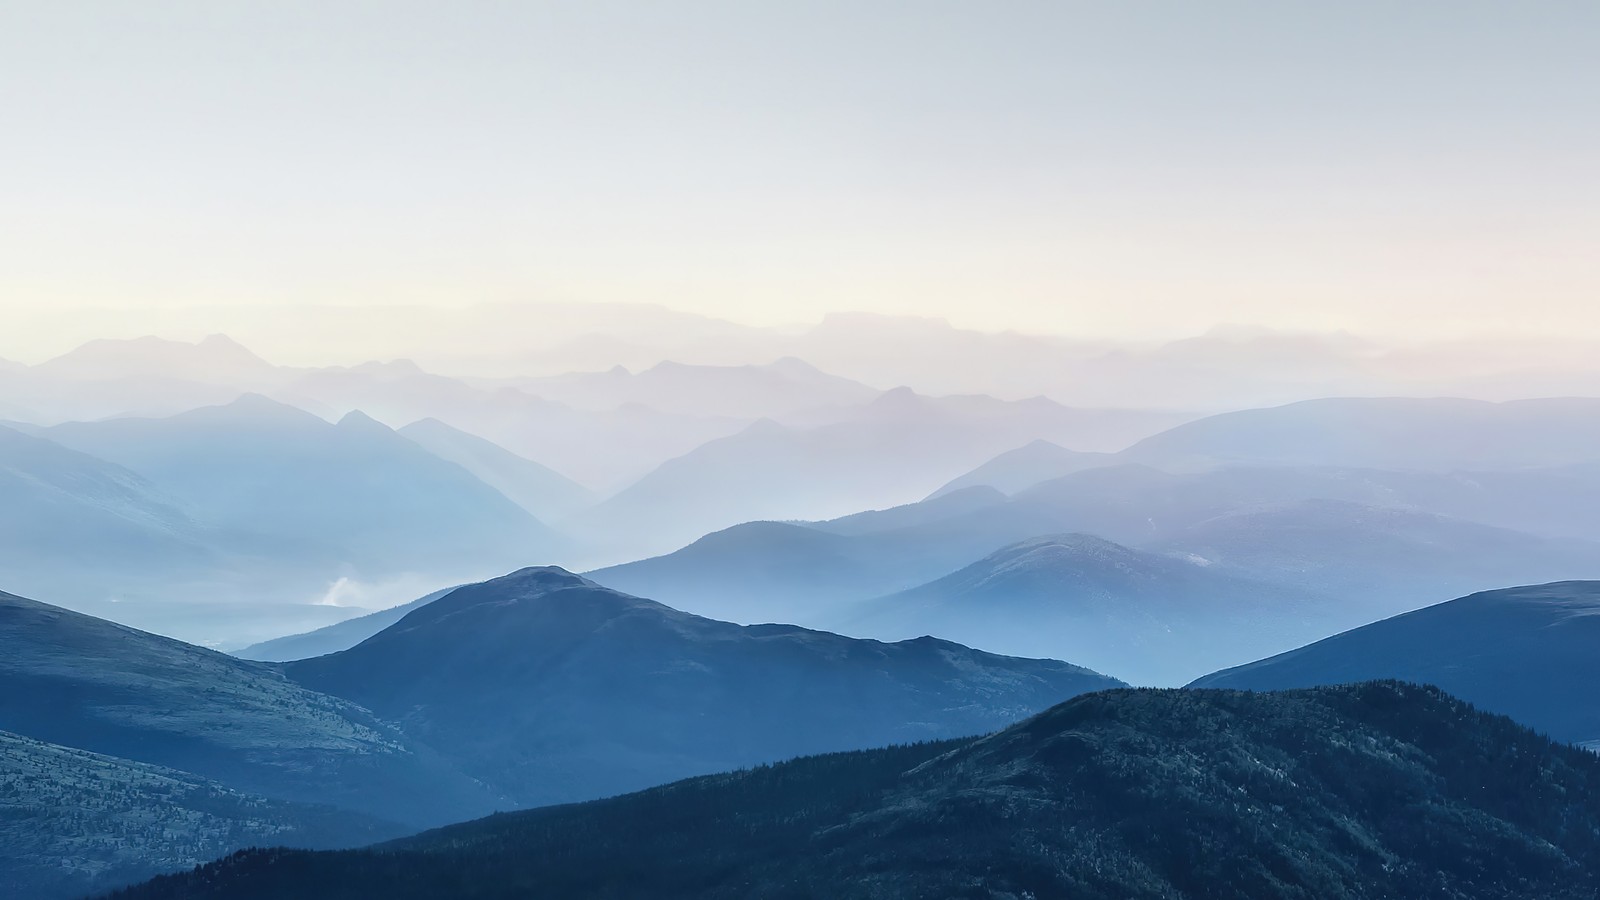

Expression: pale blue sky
xmin=2 ymin=1 xmax=1596 ymax=338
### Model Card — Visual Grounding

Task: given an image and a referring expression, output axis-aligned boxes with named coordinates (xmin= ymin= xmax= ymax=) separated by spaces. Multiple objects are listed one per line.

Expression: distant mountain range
xmin=591 ymin=462 xmax=1600 ymax=658
xmin=1121 ymin=396 xmax=1600 ymax=472
xmin=484 ymin=356 xmax=881 ymax=419
xmin=562 ymin=387 xmax=1185 ymax=559
xmin=1192 ymin=581 xmax=1600 ymax=747
xmin=32 ymin=305 xmax=1600 ymax=407
xmin=842 ymin=534 xmax=1334 ymax=685
xmin=927 ymin=438 xmax=1115 ymax=498
xmin=43 ymin=395 xmax=562 ymax=578
xmin=937 ymin=398 xmax=1600 ymax=511
xmin=396 ymin=418 xmax=595 ymax=521
xmin=18 ymin=340 xmax=1600 ymax=651
xmin=2 ymin=395 xmax=574 ymax=641
xmin=112 ymin=682 xmax=1600 ymax=900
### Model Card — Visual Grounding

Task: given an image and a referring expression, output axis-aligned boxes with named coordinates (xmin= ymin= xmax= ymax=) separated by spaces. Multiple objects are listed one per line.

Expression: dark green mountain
xmin=1191 ymin=581 xmax=1600 ymax=746
xmin=285 ymin=566 xmax=1122 ymax=806
xmin=115 ymin=682 xmax=1600 ymax=900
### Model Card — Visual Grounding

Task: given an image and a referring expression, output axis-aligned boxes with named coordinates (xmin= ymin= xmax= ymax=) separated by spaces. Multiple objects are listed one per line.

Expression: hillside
xmin=0 ymin=588 xmax=493 ymax=827
xmin=0 ymin=424 xmax=216 ymax=583
xmin=396 ymin=418 xmax=594 ymax=520
xmin=1191 ymin=581 xmax=1600 ymax=745
xmin=116 ymin=683 xmax=1600 ymax=900
xmin=0 ymin=731 xmax=400 ymax=900
xmin=286 ymin=567 xmax=1123 ymax=806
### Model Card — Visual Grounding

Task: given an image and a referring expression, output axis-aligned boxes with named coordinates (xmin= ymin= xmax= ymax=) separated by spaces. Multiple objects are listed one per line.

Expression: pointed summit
xmin=335 ymin=409 xmax=394 ymax=434
xmin=284 ymin=564 xmax=1118 ymax=809
xmin=172 ymin=393 xmax=327 ymax=428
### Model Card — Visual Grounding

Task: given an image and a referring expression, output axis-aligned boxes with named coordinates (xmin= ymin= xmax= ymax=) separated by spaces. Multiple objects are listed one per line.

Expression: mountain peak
xmin=196 ymin=333 xmax=258 ymax=356
xmin=335 ymin=409 xmax=394 ymax=433
xmin=181 ymin=393 xmax=325 ymax=427
xmin=384 ymin=566 xmax=633 ymax=627
xmin=738 ymin=417 xmax=792 ymax=438
xmin=868 ymin=385 xmax=929 ymax=416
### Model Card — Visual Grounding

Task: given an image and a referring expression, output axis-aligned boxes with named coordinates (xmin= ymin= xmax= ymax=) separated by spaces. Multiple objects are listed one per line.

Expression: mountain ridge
xmin=112 ymin=682 xmax=1600 ymax=900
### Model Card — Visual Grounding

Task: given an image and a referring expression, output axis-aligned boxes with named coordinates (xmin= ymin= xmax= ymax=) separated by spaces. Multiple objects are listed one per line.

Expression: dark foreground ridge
xmin=115 ymin=682 xmax=1600 ymax=899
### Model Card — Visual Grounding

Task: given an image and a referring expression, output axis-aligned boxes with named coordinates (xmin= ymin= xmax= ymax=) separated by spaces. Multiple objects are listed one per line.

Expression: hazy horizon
xmin=5 ymin=1 xmax=1599 ymax=354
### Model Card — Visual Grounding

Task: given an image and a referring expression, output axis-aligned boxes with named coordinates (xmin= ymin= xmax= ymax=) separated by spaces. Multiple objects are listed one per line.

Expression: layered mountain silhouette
xmin=1123 ymin=396 xmax=1600 ymax=472
xmin=593 ymin=462 xmax=1600 ymax=642
xmin=3 ymin=335 xmax=278 ymax=422
xmin=31 ymin=334 xmax=276 ymax=387
xmin=499 ymin=357 xmax=880 ymax=419
xmin=1153 ymin=499 xmax=1600 ymax=616
xmin=396 ymin=418 xmax=594 ymax=520
xmin=587 ymin=519 xmax=987 ymax=624
xmin=936 ymin=399 xmax=1600 ymax=517
xmin=570 ymin=388 xmax=1187 ymax=561
xmin=265 ymin=358 xmax=749 ymax=490
xmin=1192 ymin=581 xmax=1600 ymax=746
xmin=0 ymin=424 xmax=213 ymax=578
xmin=43 ymin=396 xmax=563 ymax=590
xmin=115 ymin=682 xmax=1600 ymax=900
xmin=843 ymin=535 xmax=1333 ymax=685
xmin=0 ymin=569 xmax=1134 ymax=898
xmin=0 ymin=589 xmax=493 ymax=827
xmin=0 ymin=730 xmax=400 ymax=900
xmin=927 ymin=438 xmax=1114 ymax=498
xmin=286 ymin=567 xmax=1123 ymax=805
xmin=0 ymin=424 xmax=251 ymax=630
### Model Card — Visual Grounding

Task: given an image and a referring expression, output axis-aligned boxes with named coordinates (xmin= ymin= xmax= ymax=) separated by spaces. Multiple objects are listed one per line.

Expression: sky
xmin=2 ymin=1 xmax=1597 ymax=348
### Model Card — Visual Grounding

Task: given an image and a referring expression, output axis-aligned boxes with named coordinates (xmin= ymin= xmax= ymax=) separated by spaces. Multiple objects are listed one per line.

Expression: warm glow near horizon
xmin=3 ymin=1 xmax=1598 ymax=352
